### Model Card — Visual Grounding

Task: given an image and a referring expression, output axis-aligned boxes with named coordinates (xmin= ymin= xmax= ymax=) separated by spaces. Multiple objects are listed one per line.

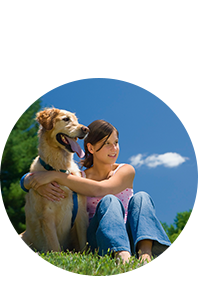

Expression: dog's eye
xmin=62 ymin=117 xmax=70 ymax=122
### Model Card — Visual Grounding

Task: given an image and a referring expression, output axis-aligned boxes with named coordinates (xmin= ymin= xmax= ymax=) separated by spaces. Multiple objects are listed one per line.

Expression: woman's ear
xmin=87 ymin=143 xmax=94 ymax=154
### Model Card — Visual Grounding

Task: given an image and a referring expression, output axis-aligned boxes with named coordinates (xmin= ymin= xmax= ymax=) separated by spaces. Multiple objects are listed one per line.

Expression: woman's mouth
xmin=108 ymin=153 xmax=117 ymax=158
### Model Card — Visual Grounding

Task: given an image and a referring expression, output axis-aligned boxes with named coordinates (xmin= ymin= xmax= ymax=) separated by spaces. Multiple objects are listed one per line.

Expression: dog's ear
xmin=36 ymin=108 xmax=60 ymax=130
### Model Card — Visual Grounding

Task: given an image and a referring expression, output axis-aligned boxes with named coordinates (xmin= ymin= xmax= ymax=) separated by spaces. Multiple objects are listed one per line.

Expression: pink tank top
xmin=82 ymin=164 xmax=133 ymax=223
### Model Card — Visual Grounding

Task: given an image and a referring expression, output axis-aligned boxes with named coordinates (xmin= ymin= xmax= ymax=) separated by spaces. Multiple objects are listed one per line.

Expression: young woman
xmin=21 ymin=120 xmax=171 ymax=263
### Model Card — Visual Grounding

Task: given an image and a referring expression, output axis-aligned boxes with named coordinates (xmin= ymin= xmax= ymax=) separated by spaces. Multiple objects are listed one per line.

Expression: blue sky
xmin=41 ymin=78 xmax=197 ymax=225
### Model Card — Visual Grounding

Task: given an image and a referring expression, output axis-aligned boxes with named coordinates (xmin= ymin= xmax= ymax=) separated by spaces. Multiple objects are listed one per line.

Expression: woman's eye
xmin=105 ymin=141 xmax=118 ymax=146
xmin=63 ymin=117 xmax=70 ymax=122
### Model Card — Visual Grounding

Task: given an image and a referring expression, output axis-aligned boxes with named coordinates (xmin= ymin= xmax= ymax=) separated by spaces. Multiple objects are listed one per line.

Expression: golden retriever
xmin=20 ymin=108 xmax=89 ymax=252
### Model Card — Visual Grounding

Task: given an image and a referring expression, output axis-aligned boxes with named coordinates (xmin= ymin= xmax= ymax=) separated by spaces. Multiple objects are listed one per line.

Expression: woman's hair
xmin=80 ymin=120 xmax=119 ymax=168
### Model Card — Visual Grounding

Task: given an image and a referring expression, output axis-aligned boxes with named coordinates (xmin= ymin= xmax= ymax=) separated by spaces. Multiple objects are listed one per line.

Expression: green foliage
xmin=39 ymin=250 xmax=148 ymax=275
xmin=162 ymin=210 xmax=198 ymax=246
xmin=171 ymin=210 xmax=198 ymax=246
xmin=3 ymin=181 xmax=26 ymax=231
xmin=1 ymin=99 xmax=42 ymax=233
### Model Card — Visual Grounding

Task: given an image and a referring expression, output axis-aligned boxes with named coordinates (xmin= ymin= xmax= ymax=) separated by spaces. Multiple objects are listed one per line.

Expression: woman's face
xmin=88 ymin=130 xmax=119 ymax=165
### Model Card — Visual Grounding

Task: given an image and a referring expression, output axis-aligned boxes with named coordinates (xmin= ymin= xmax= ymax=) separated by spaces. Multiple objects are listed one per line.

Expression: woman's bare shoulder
xmin=114 ymin=163 xmax=135 ymax=174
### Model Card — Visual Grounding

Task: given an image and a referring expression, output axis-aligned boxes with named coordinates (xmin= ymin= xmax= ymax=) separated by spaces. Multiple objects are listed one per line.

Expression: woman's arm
xmin=59 ymin=164 xmax=135 ymax=197
xmin=27 ymin=164 xmax=135 ymax=197
xmin=22 ymin=173 xmax=66 ymax=202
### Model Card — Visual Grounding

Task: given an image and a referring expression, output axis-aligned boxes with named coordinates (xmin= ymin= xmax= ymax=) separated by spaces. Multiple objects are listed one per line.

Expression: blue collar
xmin=39 ymin=157 xmax=69 ymax=173
xmin=39 ymin=157 xmax=78 ymax=228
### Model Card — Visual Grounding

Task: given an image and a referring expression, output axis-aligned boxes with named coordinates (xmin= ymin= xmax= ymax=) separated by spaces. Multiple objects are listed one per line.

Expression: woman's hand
xmin=28 ymin=171 xmax=57 ymax=190
xmin=35 ymin=182 xmax=65 ymax=202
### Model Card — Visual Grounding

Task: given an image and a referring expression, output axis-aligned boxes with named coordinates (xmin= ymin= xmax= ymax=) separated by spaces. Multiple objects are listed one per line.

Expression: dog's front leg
xmin=75 ymin=209 xmax=89 ymax=251
xmin=42 ymin=220 xmax=61 ymax=252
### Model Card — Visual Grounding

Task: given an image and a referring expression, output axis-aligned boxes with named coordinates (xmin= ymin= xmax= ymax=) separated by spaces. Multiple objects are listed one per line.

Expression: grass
xmin=38 ymin=250 xmax=150 ymax=276
xmin=22 ymin=213 xmax=180 ymax=276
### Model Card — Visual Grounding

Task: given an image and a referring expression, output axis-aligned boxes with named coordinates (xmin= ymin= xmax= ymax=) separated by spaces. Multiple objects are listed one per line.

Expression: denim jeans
xmin=87 ymin=192 xmax=171 ymax=257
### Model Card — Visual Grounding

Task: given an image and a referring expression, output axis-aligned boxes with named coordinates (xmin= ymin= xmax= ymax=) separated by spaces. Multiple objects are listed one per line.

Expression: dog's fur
xmin=20 ymin=108 xmax=89 ymax=252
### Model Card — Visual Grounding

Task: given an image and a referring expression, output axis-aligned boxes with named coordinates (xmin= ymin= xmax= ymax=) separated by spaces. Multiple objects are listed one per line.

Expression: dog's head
xmin=36 ymin=108 xmax=89 ymax=158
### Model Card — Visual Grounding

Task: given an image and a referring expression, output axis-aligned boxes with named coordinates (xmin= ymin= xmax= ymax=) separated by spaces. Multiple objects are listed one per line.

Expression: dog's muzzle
xmin=56 ymin=127 xmax=89 ymax=158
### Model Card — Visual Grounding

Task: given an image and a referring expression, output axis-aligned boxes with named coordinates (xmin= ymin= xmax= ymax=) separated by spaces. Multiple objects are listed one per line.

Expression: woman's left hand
xmin=28 ymin=171 xmax=57 ymax=190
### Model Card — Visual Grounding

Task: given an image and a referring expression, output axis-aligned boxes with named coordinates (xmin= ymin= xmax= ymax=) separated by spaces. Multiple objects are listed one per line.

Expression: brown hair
xmin=80 ymin=120 xmax=119 ymax=168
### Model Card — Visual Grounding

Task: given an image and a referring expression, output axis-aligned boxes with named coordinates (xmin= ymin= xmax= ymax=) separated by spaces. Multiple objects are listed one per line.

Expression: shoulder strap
xmin=81 ymin=170 xmax=86 ymax=178
xmin=113 ymin=163 xmax=126 ymax=174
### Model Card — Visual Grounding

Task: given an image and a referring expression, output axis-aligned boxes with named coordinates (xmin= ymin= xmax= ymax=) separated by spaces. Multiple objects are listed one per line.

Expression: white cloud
xmin=129 ymin=152 xmax=189 ymax=168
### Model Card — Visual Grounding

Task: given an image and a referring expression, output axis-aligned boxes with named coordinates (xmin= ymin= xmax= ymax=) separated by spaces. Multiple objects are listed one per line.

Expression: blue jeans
xmin=87 ymin=192 xmax=171 ymax=257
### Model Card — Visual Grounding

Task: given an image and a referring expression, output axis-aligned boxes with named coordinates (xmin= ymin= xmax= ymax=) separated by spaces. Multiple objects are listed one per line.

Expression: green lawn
xmin=39 ymin=250 xmax=151 ymax=276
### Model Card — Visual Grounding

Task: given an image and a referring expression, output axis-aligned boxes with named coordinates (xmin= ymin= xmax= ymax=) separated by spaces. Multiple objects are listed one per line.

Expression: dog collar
xmin=39 ymin=157 xmax=70 ymax=174
xmin=39 ymin=157 xmax=78 ymax=227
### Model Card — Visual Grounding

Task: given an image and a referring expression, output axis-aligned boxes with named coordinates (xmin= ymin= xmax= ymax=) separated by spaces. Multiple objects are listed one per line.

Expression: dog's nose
xmin=81 ymin=126 xmax=89 ymax=134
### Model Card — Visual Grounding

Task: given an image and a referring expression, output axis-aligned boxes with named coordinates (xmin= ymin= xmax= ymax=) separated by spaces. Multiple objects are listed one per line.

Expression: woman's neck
xmin=89 ymin=162 xmax=117 ymax=181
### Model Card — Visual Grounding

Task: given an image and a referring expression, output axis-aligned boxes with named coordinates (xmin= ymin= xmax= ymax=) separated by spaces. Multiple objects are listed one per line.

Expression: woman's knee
xmin=129 ymin=191 xmax=155 ymax=209
xmin=99 ymin=194 xmax=120 ymax=209
xmin=97 ymin=194 xmax=124 ymax=217
xmin=134 ymin=191 xmax=150 ymax=201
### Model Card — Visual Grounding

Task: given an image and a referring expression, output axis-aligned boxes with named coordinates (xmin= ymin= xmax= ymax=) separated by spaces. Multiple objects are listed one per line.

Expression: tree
xmin=162 ymin=209 xmax=192 ymax=243
xmin=0 ymin=99 xmax=42 ymax=233
xmin=174 ymin=210 xmax=192 ymax=230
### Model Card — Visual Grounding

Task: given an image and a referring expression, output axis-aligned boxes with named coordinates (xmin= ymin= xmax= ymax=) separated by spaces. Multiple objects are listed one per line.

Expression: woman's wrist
xmin=23 ymin=173 xmax=30 ymax=190
xmin=20 ymin=173 xmax=32 ymax=192
xmin=25 ymin=173 xmax=34 ymax=190
xmin=53 ymin=171 xmax=69 ymax=186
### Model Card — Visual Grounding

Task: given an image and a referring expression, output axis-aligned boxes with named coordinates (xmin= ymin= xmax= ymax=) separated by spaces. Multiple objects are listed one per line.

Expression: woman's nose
xmin=111 ymin=143 xmax=118 ymax=150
